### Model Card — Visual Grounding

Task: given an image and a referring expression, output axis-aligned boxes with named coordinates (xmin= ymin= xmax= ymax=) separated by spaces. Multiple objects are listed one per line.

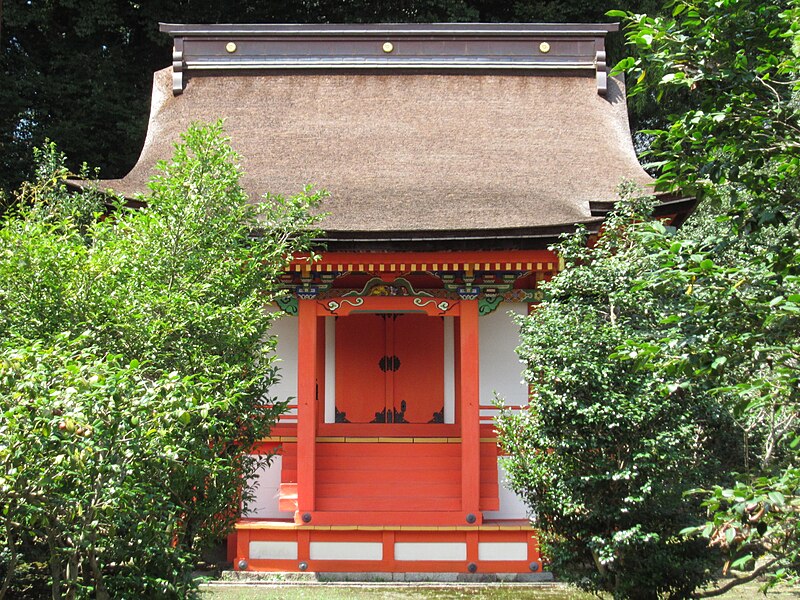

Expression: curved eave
xmin=294 ymin=221 xmax=609 ymax=252
xmin=590 ymin=191 xmax=698 ymax=228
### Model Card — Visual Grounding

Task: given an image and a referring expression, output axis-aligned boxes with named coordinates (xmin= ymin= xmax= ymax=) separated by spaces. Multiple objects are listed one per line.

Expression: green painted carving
xmin=478 ymin=296 xmax=503 ymax=316
xmin=275 ymin=295 xmax=298 ymax=316
xmin=478 ymin=289 xmax=545 ymax=313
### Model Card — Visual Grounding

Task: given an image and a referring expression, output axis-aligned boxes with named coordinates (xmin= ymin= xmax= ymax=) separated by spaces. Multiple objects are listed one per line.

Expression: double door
xmin=334 ymin=313 xmax=444 ymax=424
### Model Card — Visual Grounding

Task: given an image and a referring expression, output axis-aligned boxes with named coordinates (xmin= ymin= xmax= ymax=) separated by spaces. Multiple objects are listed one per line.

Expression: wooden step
xmin=278 ymin=440 xmax=500 ymax=514
xmin=317 ymin=496 xmax=461 ymax=512
xmin=317 ymin=481 xmax=461 ymax=498
xmin=278 ymin=482 xmax=298 ymax=513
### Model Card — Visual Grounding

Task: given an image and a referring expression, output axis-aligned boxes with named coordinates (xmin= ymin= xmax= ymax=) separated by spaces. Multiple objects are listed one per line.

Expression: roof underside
xmin=99 ymin=24 xmax=656 ymax=248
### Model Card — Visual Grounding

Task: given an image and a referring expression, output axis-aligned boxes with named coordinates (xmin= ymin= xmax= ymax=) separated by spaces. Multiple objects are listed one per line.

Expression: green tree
xmin=497 ymin=185 xmax=740 ymax=599
xmin=499 ymin=0 xmax=800 ymax=597
xmin=0 ymin=121 xmax=324 ymax=598
xmin=614 ymin=0 xmax=800 ymax=592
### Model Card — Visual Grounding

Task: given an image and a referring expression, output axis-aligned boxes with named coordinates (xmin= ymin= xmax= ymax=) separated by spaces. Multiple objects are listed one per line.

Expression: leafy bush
xmin=499 ymin=0 xmax=800 ymax=596
xmin=0 ymin=122 xmax=324 ymax=598
xmin=497 ymin=185 xmax=740 ymax=599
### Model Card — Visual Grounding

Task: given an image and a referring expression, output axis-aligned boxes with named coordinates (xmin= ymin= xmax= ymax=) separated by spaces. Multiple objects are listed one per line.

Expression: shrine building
xmin=99 ymin=23 xmax=693 ymax=579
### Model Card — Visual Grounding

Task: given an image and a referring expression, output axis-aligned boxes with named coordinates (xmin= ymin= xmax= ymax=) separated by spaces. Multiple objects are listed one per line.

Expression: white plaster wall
xmin=443 ymin=317 xmax=455 ymax=423
xmin=479 ymin=304 xmax=528 ymax=408
xmin=478 ymin=305 xmax=530 ymax=521
xmin=324 ymin=317 xmax=336 ymax=423
xmin=250 ymin=541 xmax=298 ymax=560
xmin=483 ymin=461 xmax=530 ymax=521
xmin=310 ymin=542 xmax=383 ymax=561
xmin=243 ymin=456 xmax=295 ymax=519
xmin=478 ymin=542 xmax=528 ymax=561
xmin=267 ymin=309 xmax=299 ymax=408
xmin=242 ymin=309 xmax=300 ymax=519
xmin=395 ymin=542 xmax=466 ymax=561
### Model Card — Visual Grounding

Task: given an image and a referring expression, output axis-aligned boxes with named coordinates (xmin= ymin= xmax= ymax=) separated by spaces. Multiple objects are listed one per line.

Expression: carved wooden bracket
xmin=317 ymin=296 xmax=460 ymax=316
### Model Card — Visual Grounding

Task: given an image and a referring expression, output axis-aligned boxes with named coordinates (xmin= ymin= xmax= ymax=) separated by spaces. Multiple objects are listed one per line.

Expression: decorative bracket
xmin=324 ymin=298 xmax=365 ymax=314
xmin=478 ymin=296 xmax=503 ymax=316
xmin=171 ymin=37 xmax=185 ymax=95
xmin=318 ymin=295 xmax=458 ymax=316
xmin=275 ymin=295 xmax=299 ymax=316
xmin=412 ymin=298 xmax=454 ymax=314
xmin=595 ymin=49 xmax=608 ymax=97
xmin=341 ymin=276 xmax=433 ymax=298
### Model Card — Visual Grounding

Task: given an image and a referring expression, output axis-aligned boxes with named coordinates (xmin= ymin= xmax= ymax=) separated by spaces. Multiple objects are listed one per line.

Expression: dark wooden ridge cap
xmin=159 ymin=23 xmax=620 ymax=35
xmin=160 ymin=22 xmax=618 ymax=96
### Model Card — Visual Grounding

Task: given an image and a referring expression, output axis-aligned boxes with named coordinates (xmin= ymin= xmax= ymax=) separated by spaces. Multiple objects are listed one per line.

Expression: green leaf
xmin=724 ymin=527 xmax=736 ymax=544
xmin=768 ymin=491 xmax=786 ymax=505
xmin=730 ymin=554 xmax=754 ymax=569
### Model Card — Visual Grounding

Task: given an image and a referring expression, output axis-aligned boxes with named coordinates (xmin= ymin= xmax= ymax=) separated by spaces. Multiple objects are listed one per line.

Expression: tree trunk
xmin=0 ymin=516 xmax=18 ymax=600
xmin=64 ymin=551 xmax=78 ymax=600
xmin=47 ymin=538 xmax=62 ymax=600
xmin=87 ymin=543 xmax=110 ymax=600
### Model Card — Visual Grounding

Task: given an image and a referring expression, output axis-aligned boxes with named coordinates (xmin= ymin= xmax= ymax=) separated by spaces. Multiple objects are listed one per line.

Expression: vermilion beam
xmin=289 ymin=249 xmax=558 ymax=268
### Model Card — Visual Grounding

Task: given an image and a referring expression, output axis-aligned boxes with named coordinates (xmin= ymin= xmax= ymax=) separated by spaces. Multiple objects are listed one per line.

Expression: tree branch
xmin=694 ymin=557 xmax=781 ymax=598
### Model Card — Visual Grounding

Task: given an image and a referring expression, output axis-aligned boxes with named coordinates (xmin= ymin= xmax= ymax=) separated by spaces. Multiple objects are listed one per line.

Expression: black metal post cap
xmin=466 ymin=513 xmax=477 ymax=524
xmin=467 ymin=562 xmax=478 ymax=573
xmin=302 ymin=512 xmax=312 ymax=523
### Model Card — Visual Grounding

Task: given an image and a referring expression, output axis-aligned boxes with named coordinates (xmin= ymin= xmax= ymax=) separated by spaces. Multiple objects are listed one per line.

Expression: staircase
xmin=277 ymin=441 xmax=498 ymax=515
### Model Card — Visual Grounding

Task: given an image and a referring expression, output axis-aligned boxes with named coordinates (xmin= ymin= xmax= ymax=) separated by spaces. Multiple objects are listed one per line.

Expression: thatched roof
xmin=98 ymin=24 xmax=663 ymax=249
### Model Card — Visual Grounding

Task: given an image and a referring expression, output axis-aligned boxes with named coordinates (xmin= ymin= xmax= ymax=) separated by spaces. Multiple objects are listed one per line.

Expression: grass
xmin=201 ymin=579 xmax=800 ymax=599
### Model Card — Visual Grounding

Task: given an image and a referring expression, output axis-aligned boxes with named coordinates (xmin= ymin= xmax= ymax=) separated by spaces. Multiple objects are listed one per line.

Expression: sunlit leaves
xmin=0 ymin=122 xmax=323 ymax=598
xmin=497 ymin=184 xmax=736 ymax=599
xmin=609 ymin=0 xmax=800 ymax=593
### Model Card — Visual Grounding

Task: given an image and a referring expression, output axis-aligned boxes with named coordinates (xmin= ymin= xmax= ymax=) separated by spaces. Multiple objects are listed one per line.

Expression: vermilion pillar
xmin=296 ymin=299 xmax=318 ymax=518
xmin=459 ymin=300 xmax=481 ymax=523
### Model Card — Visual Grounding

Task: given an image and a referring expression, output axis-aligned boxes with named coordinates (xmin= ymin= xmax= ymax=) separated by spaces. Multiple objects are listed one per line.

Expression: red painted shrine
xmin=100 ymin=23 xmax=693 ymax=578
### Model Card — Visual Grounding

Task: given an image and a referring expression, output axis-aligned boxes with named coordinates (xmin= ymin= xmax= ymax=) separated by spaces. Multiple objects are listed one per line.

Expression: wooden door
xmin=393 ymin=314 xmax=444 ymax=424
xmin=334 ymin=314 xmax=386 ymax=423
xmin=334 ymin=313 xmax=444 ymax=425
